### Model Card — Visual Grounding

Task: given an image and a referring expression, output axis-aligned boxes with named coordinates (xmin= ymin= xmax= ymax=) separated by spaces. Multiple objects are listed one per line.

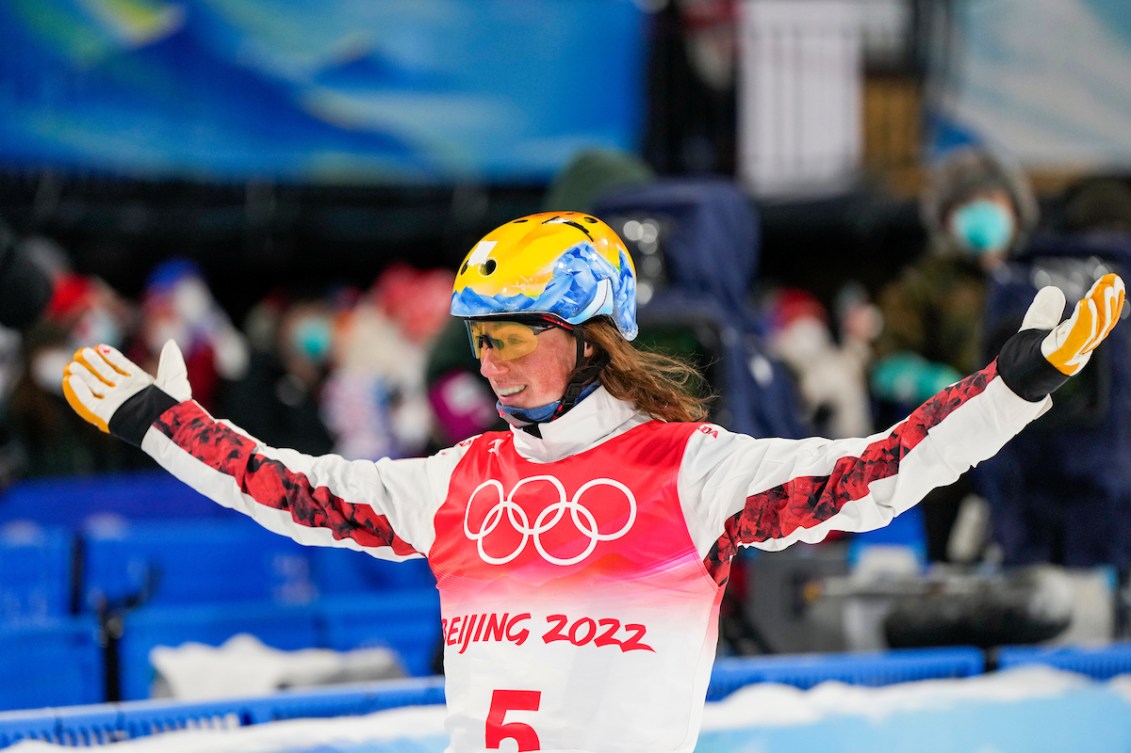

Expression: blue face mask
xmin=292 ymin=317 xmax=332 ymax=365
xmin=950 ymin=200 xmax=1016 ymax=255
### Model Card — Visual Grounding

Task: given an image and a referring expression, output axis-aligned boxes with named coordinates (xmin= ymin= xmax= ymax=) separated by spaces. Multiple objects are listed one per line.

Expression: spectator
xmin=0 ymin=222 xmax=58 ymax=486
xmin=130 ymin=258 xmax=249 ymax=412
xmin=322 ymin=264 xmax=453 ymax=460
xmin=978 ymin=174 xmax=1131 ymax=578
xmin=223 ymin=288 xmax=345 ymax=455
xmin=763 ymin=285 xmax=879 ymax=439
xmin=870 ymin=146 xmax=1039 ymax=563
xmin=6 ymin=273 xmax=146 ymax=477
xmin=0 ymin=221 xmax=55 ymax=332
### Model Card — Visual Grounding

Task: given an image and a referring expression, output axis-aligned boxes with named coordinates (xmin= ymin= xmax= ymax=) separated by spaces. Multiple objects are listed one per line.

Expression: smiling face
xmin=474 ymin=322 xmax=582 ymax=409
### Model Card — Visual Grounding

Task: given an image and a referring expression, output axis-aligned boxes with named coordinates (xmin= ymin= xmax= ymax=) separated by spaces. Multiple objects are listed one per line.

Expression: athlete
xmin=63 ymin=212 xmax=1124 ymax=753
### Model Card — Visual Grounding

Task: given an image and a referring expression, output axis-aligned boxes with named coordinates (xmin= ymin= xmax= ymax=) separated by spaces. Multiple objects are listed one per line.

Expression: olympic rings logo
xmin=463 ymin=476 xmax=637 ymax=566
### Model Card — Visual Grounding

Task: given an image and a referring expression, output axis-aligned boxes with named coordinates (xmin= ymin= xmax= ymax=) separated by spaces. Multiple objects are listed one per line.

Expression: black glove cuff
xmin=996 ymin=328 xmax=1070 ymax=402
xmin=108 ymin=385 xmax=180 ymax=447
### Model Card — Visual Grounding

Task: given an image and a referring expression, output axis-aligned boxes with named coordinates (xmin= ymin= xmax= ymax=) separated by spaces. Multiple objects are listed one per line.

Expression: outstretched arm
xmin=679 ymin=275 xmax=1125 ymax=576
xmin=63 ymin=341 xmax=465 ymax=559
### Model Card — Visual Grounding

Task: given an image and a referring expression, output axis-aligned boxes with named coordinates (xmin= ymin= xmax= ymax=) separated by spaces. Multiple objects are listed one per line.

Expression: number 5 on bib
xmin=486 ymin=689 xmax=541 ymax=751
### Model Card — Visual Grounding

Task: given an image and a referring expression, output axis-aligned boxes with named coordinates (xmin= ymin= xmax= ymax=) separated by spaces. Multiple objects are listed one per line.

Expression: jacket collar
xmin=510 ymin=385 xmax=649 ymax=463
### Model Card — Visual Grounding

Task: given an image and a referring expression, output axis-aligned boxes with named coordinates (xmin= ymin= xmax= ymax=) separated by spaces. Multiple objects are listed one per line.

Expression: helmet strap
xmin=556 ymin=332 xmax=609 ymax=417
xmin=502 ymin=330 xmax=610 ymax=436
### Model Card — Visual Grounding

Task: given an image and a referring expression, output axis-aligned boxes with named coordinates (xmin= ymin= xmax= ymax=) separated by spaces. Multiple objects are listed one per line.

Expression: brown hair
xmin=580 ymin=318 xmax=713 ymax=423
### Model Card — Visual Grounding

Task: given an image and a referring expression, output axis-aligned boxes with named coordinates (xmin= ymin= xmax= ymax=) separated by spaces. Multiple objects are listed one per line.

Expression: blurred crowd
xmin=0 ymin=239 xmax=460 ymax=483
xmin=759 ymin=151 xmax=1131 ymax=576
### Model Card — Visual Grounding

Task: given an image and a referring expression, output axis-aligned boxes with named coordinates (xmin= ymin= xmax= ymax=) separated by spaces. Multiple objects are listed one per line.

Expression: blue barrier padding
xmin=317 ymin=592 xmax=442 ymax=678
xmin=118 ymin=602 xmax=321 ymax=701
xmin=0 ymin=616 xmax=104 ymax=712
xmin=0 ymin=708 xmax=58 ymax=749
xmin=49 ymin=706 xmax=126 ymax=747
xmin=81 ymin=518 xmax=317 ymax=611
xmin=0 ymin=524 xmax=74 ymax=621
xmin=0 ymin=471 xmax=223 ymax=528
xmin=118 ymin=698 xmax=250 ymax=739
xmin=707 ymin=646 xmax=985 ymax=700
xmin=9 ymin=649 xmax=1131 ymax=753
xmin=996 ymin=642 xmax=1131 ymax=680
xmin=0 ymin=677 xmax=446 ymax=748
xmin=6 ymin=673 xmax=1126 ymax=753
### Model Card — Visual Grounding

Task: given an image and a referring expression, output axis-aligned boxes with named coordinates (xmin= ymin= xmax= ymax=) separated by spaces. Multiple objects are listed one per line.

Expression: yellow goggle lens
xmin=467 ymin=320 xmax=552 ymax=361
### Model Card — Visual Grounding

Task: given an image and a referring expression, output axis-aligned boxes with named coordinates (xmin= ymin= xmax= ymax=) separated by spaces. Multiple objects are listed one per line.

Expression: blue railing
xmin=0 ymin=646 xmax=988 ymax=749
xmin=996 ymin=642 xmax=1131 ymax=680
xmin=3 ymin=639 xmax=1131 ymax=748
xmin=707 ymin=645 xmax=984 ymax=700
xmin=0 ymin=676 xmax=446 ymax=749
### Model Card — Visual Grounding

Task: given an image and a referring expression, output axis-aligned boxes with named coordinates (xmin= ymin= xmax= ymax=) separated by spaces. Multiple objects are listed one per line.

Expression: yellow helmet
xmin=450 ymin=211 xmax=638 ymax=340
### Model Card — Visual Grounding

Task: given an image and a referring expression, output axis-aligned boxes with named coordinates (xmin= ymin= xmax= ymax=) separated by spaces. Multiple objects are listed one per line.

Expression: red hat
xmin=46 ymin=274 xmax=95 ymax=321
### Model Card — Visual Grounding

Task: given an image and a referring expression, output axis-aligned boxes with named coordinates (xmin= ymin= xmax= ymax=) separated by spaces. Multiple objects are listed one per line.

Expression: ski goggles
xmin=465 ymin=318 xmax=568 ymax=361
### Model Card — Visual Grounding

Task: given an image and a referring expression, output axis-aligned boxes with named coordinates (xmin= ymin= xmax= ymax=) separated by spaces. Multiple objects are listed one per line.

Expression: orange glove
xmin=63 ymin=340 xmax=191 ymax=441
xmin=1023 ymin=273 xmax=1125 ymax=376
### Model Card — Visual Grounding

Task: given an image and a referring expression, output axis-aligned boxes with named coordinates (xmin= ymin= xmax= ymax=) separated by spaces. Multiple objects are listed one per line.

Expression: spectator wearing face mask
xmin=869 ymin=146 xmax=1040 ymax=563
xmin=4 ymin=273 xmax=147 ymax=477
xmin=321 ymin=264 xmax=454 ymax=461
xmin=223 ymin=289 xmax=344 ymax=456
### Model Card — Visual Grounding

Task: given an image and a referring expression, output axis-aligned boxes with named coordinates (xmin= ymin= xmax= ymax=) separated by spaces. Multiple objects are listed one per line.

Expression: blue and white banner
xmin=0 ymin=0 xmax=647 ymax=184
xmin=927 ymin=0 xmax=1131 ymax=169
